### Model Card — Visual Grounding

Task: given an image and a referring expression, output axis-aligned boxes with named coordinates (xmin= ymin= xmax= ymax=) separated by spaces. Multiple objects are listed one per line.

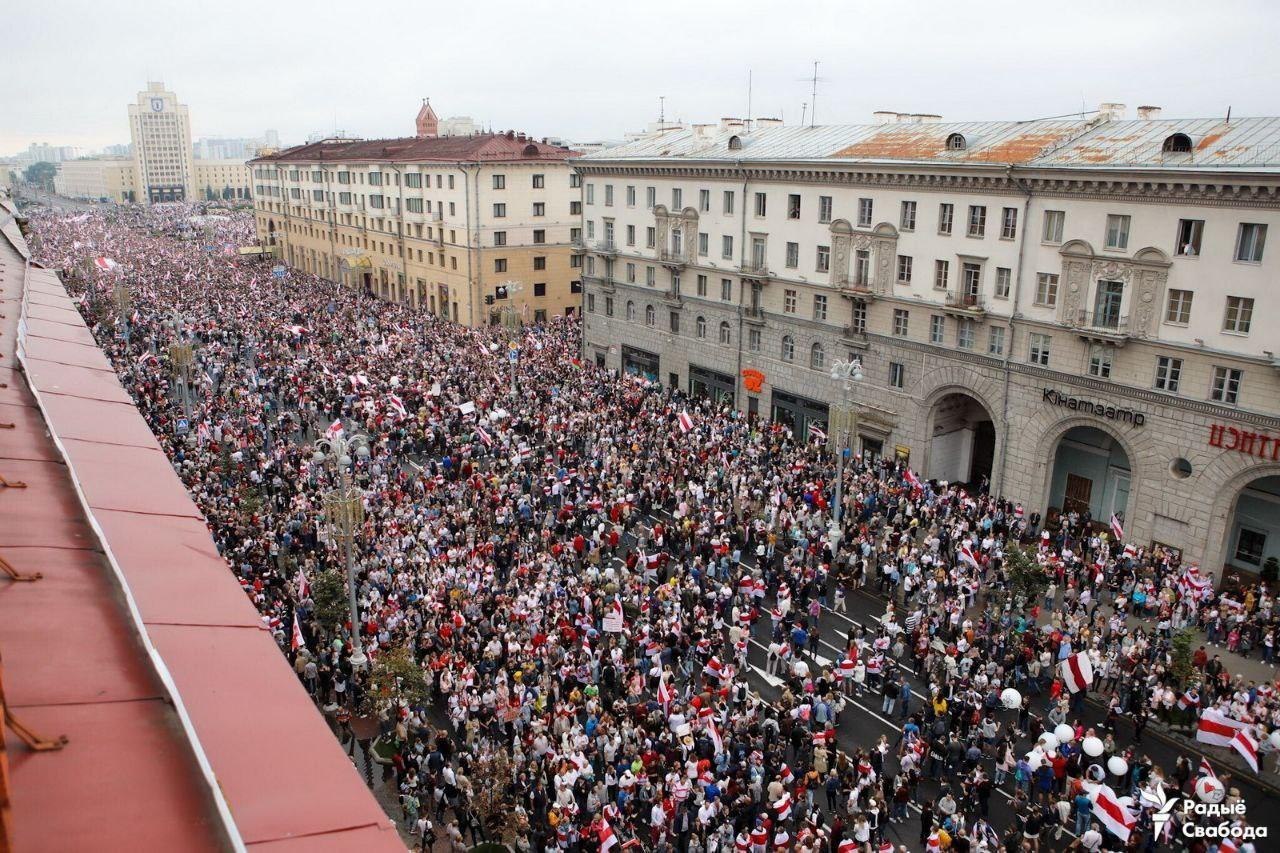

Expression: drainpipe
xmin=735 ymin=160 xmax=749 ymax=409
xmin=994 ymin=165 xmax=1033 ymax=495
xmin=392 ymin=164 xmax=408 ymax=303
xmin=457 ymin=163 xmax=475 ymax=326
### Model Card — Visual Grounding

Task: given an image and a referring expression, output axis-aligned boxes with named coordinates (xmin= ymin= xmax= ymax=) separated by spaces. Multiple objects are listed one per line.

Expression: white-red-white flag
xmin=1196 ymin=708 xmax=1245 ymax=747
xmin=1231 ymin=726 xmax=1260 ymax=772
xmin=1110 ymin=513 xmax=1124 ymax=541
xmin=773 ymin=790 xmax=793 ymax=821
xmin=959 ymin=541 xmax=980 ymax=569
xmin=324 ymin=419 xmax=344 ymax=439
xmin=476 ymin=425 xmax=493 ymax=447
xmin=1060 ymin=652 xmax=1094 ymax=693
xmin=904 ymin=469 xmax=922 ymax=490
xmin=706 ymin=717 xmax=724 ymax=755
xmin=677 ymin=410 xmax=694 ymax=434
xmin=808 ymin=424 xmax=827 ymax=443
xmin=387 ymin=394 xmax=407 ymax=419
xmin=295 ymin=567 xmax=310 ymax=598
xmin=1088 ymin=783 xmax=1136 ymax=842
xmin=1197 ymin=756 xmax=1217 ymax=779
xmin=657 ymin=674 xmax=673 ymax=709
xmin=94 ymin=256 xmax=120 ymax=272
xmin=598 ymin=818 xmax=619 ymax=853
xmin=291 ymin=612 xmax=306 ymax=652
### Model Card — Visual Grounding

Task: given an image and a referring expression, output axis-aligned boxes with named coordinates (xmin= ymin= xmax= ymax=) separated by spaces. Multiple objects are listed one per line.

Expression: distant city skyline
xmin=6 ymin=0 xmax=1280 ymax=156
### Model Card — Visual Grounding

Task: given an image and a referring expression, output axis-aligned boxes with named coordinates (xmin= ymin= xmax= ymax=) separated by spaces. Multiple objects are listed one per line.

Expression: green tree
xmin=1004 ymin=542 xmax=1049 ymax=605
xmin=24 ymin=161 xmax=57 ymax=192
xmin=1171 ymin=627 xmax=1196 ymax=686
xmin=360 ymin=643 xmax=429 ymax=716
xmin=309 ymin=568 xmax=349 ymax=631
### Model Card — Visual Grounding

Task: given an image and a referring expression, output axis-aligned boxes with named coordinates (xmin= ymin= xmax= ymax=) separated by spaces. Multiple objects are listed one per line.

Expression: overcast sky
xmin=7 ymin=0 xmax=1280 ymax=156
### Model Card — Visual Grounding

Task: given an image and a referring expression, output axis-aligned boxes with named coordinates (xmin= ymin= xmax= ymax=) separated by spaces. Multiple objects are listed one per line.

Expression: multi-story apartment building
xmin=128 ymin=82 xmax=195 ymax=203
xmin=55 ymin=156 xmax=250 ymax=204
xmin=249 ymin=130 xmax=582 ymax=326
xmin=577 ymin=109 xmax=1280 ymax=577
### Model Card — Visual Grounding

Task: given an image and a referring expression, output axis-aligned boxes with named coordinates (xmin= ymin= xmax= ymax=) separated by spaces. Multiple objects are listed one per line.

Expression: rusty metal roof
xmin=0 ymin=197 xmax=402 ymax=852
xmin=253 ymin=132 xmax=579 ymax=165
xmin=582 ymin=115 xmax=1280 ymax=173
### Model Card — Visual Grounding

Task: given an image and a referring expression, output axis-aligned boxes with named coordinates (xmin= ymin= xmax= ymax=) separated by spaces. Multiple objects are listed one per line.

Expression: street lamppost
xmin=112 ymin=282 xmax=131 ymax=343
xmin=313 ymin=431 xmax=371 ymax=668
xmin=827 ymin=357 xmax=864 ymax=555
xmin=168 ymin=310 xmax=195 ymax=420
xmin=498 ymin=281 xmax=523 ymax=397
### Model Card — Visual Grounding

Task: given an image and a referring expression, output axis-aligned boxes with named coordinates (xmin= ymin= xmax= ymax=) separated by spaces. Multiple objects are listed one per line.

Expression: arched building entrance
xmin=926 ymin=392 xmax=996 ymax=487
xmin=1046 ymin=425 xmax=1131 ymax=526
xmin=1222 ymin=475 xmax=1280 ymax=574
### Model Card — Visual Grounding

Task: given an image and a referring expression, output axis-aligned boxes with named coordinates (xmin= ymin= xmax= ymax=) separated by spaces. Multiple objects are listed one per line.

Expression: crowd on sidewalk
xmin=27 ymin=201 xmax=1275 ymax=852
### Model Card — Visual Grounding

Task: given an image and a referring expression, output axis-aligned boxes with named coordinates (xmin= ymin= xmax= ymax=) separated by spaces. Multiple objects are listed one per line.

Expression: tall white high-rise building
xmin=128 ymin=81 xmax=194 ymax=203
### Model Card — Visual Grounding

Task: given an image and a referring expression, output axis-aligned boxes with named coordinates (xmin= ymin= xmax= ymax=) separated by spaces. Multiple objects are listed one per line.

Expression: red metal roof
xmin=1 ymin=200 xmax=402 ymax=852
xmin=253 ymin=131 xmax=580 ymax=164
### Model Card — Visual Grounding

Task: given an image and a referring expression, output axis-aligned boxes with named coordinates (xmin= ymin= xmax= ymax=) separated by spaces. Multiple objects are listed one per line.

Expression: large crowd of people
xmin=27 ymin=200 xmax=1276 ymax=852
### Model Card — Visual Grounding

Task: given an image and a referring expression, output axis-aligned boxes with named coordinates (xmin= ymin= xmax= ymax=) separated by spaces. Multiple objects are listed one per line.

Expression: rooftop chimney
xmin=718 ymin=117 xmax=745 ymax=131
xmin=755 ymin=117 xmax=783 ymax=128
xmin=1137 ymin=105 xmax=1162 ymax=120
xmin=1098 ymin=102 xmax=1127 ymax=121
xmin=692 ymin=123 xmax=717 ymax=141
xmin=872 ymin=110 xmax=900 ymax=124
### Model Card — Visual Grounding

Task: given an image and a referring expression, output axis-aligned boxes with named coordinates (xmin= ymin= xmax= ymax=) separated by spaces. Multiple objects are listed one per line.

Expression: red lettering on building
xmin=1209 ymin=422 xmax=1280 ymax=462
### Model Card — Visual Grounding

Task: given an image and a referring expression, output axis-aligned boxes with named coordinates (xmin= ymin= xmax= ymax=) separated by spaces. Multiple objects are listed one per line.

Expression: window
xmin=699 ymin=189 xmax=710 ymax=212
xmin=1210 ymin=366 xmax=1242 ymax=404
xmin=1176 ymin=219 xmax=1203 ymax=256
xmin=967 ymin=205 xmax=986 ymax=237
xmin=719 ymin=321 xmax=731 ymax=345
xmin=626 ymin=225 xmax=636 ymax=247
xmin=624 ymin=185 xmax=635 ymax=206
xmin=493 ymin=231 xmax=507 ymax=246
xmin=748 ymin=328 xmax=761 ymax=352
xmin=889 ymin=362 xmax=905 ymax=389
xmin=754 ymin=192 xmax=767 ymax=217
xmin=720 ymin=279 xmax=732 ymax=301
xmin=813 ymin=294 xmax=828 ymax=321
xmin=696 ymin=274 xmax=708 ymax=297
xmin=988 ymin=326 xmax=1005 ymax=356
xmin=810 ymin=343 xmax=826 ymax=370
xmin=533 ymin=257 xmax=546 ymax=271
xmin=783 ymin=289 xmax=797 ymax=314
xmin=626 ymin=301 xmax=636 ymax=321
xmin=1105 ymin=214 xmax=1131 ymax=250
xmin=961 ymin=262 xmax=982 ymax=297
xmin=723 ymin=190 xmax=735 ymax=214
xmin=698 ymin=232 xmax=708 ymax=256
xmin=1224 ymin=296 xmax=1254 ymax=334
xmin=368 ymin=172 xmax=383 ymax=186
xmin=1001 ymin=207 xmax=1018 ymax=239
xmin=532 ymin=202 xmax=545 ymax=217
xmin=645 ymin=305 xmax=655 ymax=326
xmin=781 ymin=335 xmax=795 ymax=362
xmin=570 ymin=201 xmax=582 ymax=215
xmin=646 ymin=227 xmax=656 ymax=248
xmin=646 ymin=267 xmax=656 ymax=286
xmin=934 ymin=260 xmax=950 ymax=290
xmin=585 ymin=184 xmax=594 ymax=204
xmin=533 ymin=229 xmax=546 ymax=245
xmin=1165 ymin=289 xmax=1193 ymax=324
xmin=491 ymin=174 xmax=505 ymax=190
xmin=1042 ymin=210 xmax=1065 ymax=243
xmin=788 ymin=194 xmax=801 ymax=219
xmin=786 ymin=242 xmax=799 ymax=268
xmin=646 ymin=187 xmax=656 ymax=208
xmin=1028 ymin=333 xmax=1051 ymax=366
xmin=493 ymin=203 xmax=506 ymax=218
xmin=892 ymin=308 xmax=910 ymax=337
xmin=406 ymin=198 xmax=423 ymax=213
xmin=722 ymin=235 xmax=734 ymax=259
xmin=671 ymin=188 xmax=681 ymax=209
xmin=587 ymin=293 xmax=596 ymax=312
xmin=603 ymin=185 xmax=614 ymax=206
xmin=533 ymin=282 xmax=546 ymax=296
xmin=994 ymin=267 xmax=1011 ymax=299
xmin=532 ymin=174 xmax=545 ymax=189
xmin=897 ymin=255 xmax=913 ymax=283
xmin=494 ymin=258 xmax=507 ymax=272
xmin=626 ymin=263 xmax=636 ymax=283
xmin=851 ymin=300 xmax=867 ymax=334
xmin=816 ymin=245 xmax=830 ymax=272
xmin=695 ymin=316 xmax=707 ymax=338
xmin=1087 ymin=344 xmax=1113 ymax=378
xmin=1236 ymin=528 xmax=1267 ymax=566
xmin=900 ymin=200 xmax=916 ymax=231
xmin=957 ymin=319 xmax=975 ymax=350
xmin=930 ymin=315 xmax=946 ymax=344
xmin=818 ymin=196 xmax=833 ymax=224
xmin=938 ymin=203 xmax=954 ymax=235
xmin=1235 ymin=223 xmax=1267 ymax=262
xmin=1034 ymin=273 xmax=1059 ymax=307
xmin=857 ymin=198 xmax=873 ymax=227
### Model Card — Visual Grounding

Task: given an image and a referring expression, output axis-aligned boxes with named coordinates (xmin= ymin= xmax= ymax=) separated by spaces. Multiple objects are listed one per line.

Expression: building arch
xmin=917 ymin=383 xmax=1002 ymax=487
xmin=1034 ymin=415 xmax=1146 ymax=530
xmin=1201 ymin=456 xmax=1280 ymax=576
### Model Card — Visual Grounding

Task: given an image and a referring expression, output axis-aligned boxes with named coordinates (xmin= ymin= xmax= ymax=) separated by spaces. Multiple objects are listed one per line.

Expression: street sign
xmin=508 ymin=350 xmax=519 ymax=363
xmin=175 ymin=418 xmax=190 ymax=435
xmin=272 ymin=265 xmax=287 ymax=280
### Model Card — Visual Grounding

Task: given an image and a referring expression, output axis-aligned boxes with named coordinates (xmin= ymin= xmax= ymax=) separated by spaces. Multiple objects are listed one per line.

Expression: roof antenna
xmin=810 ymin=61 xmax=819 ymax=126
xmin=659 ymin=95 xmax=666 ymax=129
xmin=800 ymin=102 xmax=808 ymax=128
xmin=747 ymin=70 xmax=753 ymax=132
xmin=1226 ymin=105 xmax=1232 ymax=125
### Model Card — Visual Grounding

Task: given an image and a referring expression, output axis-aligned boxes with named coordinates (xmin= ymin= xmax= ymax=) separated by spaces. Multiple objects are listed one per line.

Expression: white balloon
xmin=1269 ymin=729 xmax=1280 ymax=749
xmin=1055 ymin=723 xmax=1076 ymax=743
xmin=1107 ymin=756 xmax=1129 ymax=777
xmin=1001 ymin=688 xmax=1022 ymax=709
xmin=1039 ymin=732 xmax=1059 ymax=751
xmin=1082 ymin=736 xmax=1104 ymax=757
xmin=1195 ymin=775 xmax=1226 ymax=804
xmin=1026 ymin=751 xmax=1044 ymax=770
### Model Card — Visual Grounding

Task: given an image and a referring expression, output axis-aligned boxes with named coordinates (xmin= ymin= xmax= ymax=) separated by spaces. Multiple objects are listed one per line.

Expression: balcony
xmin=839 ymin=278 xmax=877 ymax=301
xmin=594 ymin=239 xmax=618 ymax=256
xmin=739 ymin=259 xmax=771 ymax=284
xmin=1073 ymin=310 xmax=1130 ymax=345
xmin=659 ymin=249 xmax=686 ymax=270
xmin=570 ymin=236 xmax=586 ymax=253
xmin=743 ymin=305 xmax=766 ymax=325
xmin=943 ymin=291 xmax=986 ymax=317
xmin=841 ymin=324 xmax=870 ymax=348
xmin=661 ymin=288 xmax=683 ymax=306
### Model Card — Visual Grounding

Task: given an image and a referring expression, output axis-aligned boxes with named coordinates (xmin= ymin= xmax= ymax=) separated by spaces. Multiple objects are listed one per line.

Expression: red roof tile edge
xmin=10 ymin=245 xmax=402 ymax=849
xmin=11 ymin=257 xmax=250 ymax=852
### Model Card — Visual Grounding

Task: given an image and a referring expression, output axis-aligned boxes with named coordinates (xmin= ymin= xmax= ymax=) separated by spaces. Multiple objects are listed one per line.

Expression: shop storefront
xmin=770 ymin=389 xmax=830 ymax=441
xmin=621 ymin=345 xmax=660 ymax=383
xmin=689 ymin=364 xmax=736 ymax=405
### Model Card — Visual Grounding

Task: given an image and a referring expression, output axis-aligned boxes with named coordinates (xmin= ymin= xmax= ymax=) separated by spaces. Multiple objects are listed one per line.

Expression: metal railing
xmin=945 ymin=291 xmax=985 ymax=310
xmin=1075 ymin=309 xmax=1128 ymax=332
